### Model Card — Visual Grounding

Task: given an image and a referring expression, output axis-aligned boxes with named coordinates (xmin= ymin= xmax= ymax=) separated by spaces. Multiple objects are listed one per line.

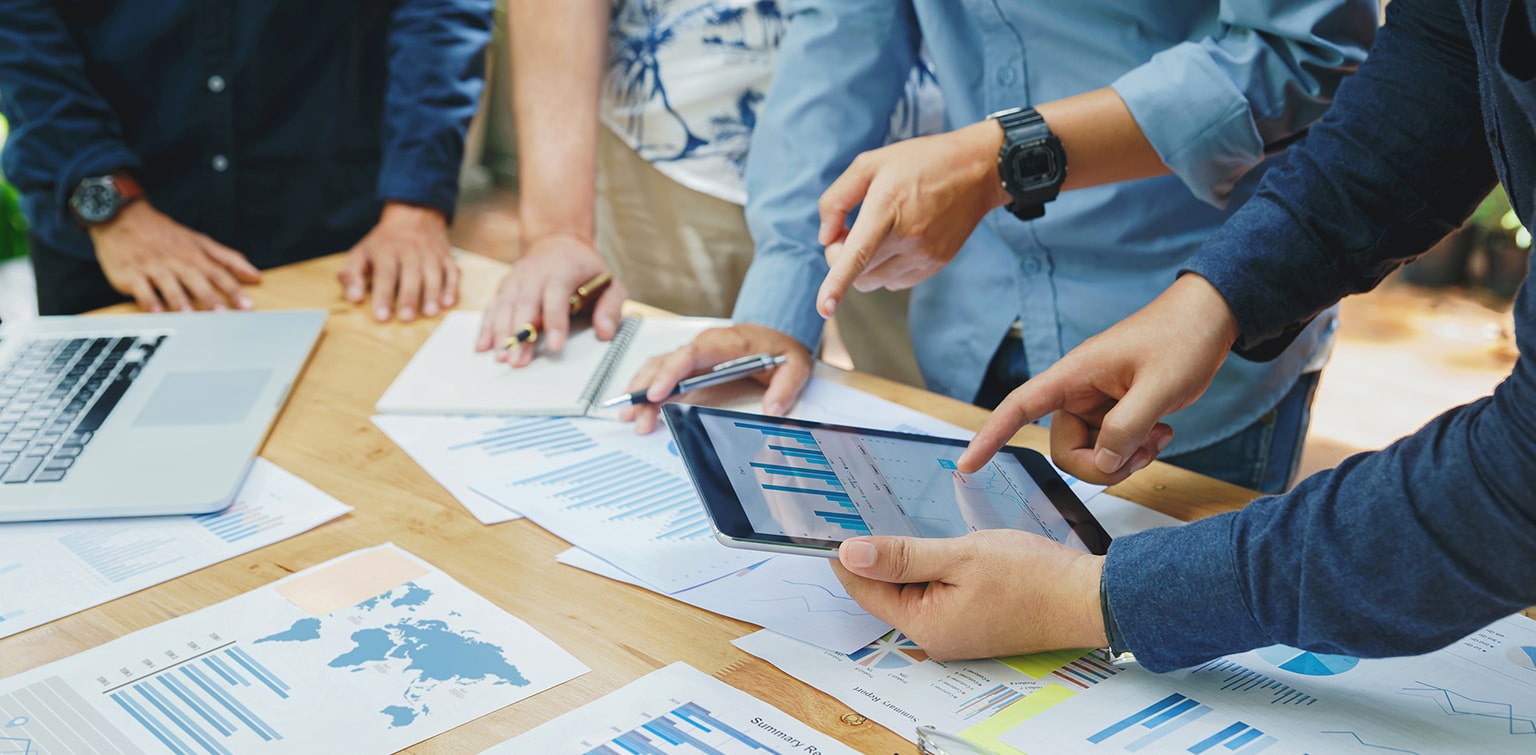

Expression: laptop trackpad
xmin=133 ymin=369 xmax=272 ymax=427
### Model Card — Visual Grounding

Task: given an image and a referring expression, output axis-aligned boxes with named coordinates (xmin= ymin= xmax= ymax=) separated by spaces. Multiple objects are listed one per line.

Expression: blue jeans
xmin=976 ymin=336 xmax=1321 ymax=494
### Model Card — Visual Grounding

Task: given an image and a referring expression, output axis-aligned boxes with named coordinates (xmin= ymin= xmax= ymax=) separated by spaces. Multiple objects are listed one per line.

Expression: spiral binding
xmin=578 ymin=315 xmax=642 ymax=411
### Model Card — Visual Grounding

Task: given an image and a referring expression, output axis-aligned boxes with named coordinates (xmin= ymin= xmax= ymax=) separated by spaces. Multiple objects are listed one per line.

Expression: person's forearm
xmin=1037 ymin=88 xmax=1167 ymax=192
xmin=508 ymin=0 xmax=606 ymax=244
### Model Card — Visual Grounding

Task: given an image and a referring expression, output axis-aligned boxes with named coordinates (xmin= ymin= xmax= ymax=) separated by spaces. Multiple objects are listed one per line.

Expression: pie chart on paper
xmin=1509 ymin=645 xmax=1536 ymax=671
xmin=1255 ymin=645 xmax=1360 ymax=676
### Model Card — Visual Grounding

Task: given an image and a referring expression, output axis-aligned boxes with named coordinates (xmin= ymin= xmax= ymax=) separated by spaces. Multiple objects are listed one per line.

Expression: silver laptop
xmin=0 ymin=310 xmax=326 ymax=521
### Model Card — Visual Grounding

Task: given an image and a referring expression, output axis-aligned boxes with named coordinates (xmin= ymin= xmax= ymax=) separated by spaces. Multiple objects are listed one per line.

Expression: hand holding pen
xmin=474 ymin=237 xmax=627 ymax=367
xmin=601 ymin=353 xmax=788 ymax=409
xmin=619 ymin=323 xmax=815 ymax=434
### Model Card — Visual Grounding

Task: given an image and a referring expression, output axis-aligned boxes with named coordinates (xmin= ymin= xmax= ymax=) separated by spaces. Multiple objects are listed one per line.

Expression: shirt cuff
xmin=377 ymin=151 xmax=461 ymax=221
xmin=730 ymin=243 xmax=829 ymax=353
xmin=1111 ymin=42 xmax=1266 ymax=209
xmin=1102 ymin=512 xmax=1271 ymax=672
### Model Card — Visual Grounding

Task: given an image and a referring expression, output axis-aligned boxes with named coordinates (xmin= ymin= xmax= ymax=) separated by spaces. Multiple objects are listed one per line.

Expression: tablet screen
xmin=696 ymin=412 xmax=1089 ymax=551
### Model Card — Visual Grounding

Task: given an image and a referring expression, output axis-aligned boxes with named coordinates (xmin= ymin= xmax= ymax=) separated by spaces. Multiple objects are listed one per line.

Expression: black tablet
xmin=662 ymin=404 xmax=1112 ymax=558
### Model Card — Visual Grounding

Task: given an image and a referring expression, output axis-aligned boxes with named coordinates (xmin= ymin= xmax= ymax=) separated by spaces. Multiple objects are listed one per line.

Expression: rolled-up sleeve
xmin=734 ymin=0 xmax=921 ymax=350
xmin=0 ymin=0 xmax=141 ymax=222
xmin=377 ymin=0 xmax=493 ymax=218
xmin=1111 ymin=0 xmax=1377 ymax=207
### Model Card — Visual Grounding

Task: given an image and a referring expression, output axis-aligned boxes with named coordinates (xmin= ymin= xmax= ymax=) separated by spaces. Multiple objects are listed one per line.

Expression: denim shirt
xmin=732 ymin=0 xmax=1377 ymax=456
xmin=603 ymin=0 xmax=942 ymax=206
xmin=0 ymin=0 xmax=491 ymax=266
xmin=1106 ymin=0 xmax=1536 ymax=672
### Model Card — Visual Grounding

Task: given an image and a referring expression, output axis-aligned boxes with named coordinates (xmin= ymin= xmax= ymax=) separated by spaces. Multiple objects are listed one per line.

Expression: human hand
xmin=957 ymin=275 xmax=1239 ymax=484
xmin=618 ymin=323 xmax=812 ymax=434
xmin=832 ymin=530 xmax=1107 ymax=661
xmin=89 ymin=201 xmax=261 ymax=312
xmin=475 ymin=234 xmax=626 ymax=367
xmin=337 ymin=201 xmax=459 ymax=323
xmin=814 ymin=121 xmax=1011 ymax=318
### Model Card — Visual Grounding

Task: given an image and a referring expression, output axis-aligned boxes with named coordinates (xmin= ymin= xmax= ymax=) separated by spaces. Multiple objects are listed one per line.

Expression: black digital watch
xmin=987 ymin=106 xmax=1067 ymax=221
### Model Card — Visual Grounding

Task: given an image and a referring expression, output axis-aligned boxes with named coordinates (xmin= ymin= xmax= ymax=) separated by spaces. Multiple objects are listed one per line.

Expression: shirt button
xmin=207 ymin=75 xmax=226 ymax=93
xmin=1022 ymin=257 xmax=1043 ymax=275
xmin=998 ymin=66 xmax=1017 ymax=86
xmin=211 ymin=155 xmax=229 ymax=172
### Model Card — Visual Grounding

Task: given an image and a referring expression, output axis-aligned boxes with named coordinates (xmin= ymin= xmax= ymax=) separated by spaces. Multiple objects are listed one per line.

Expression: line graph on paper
xmin=1399 ymin=681 xmax=1536 ymax=736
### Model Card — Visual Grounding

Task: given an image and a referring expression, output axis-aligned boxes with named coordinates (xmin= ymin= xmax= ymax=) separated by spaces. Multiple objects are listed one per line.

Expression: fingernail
xmin=765 ymin=401 xmax=785 ymax=416
xmin=1156 ymin=434 xmax=1172 ymax=454
xmin=443 ymin=293 xmax=456 ymax=307
xmin=375 ymin=307 xmax=389 ymax=321
xmin=348 ymin=285 xmax=363 ymax=301
xmin=212 ymin=303 xmax=227 ymax=312
xmin=238 ymin=295 xmax=254 ymax=309
xmin=842 ymin=540 xmax=877 ymax=569
xmin=821 ymin=298 xmax=837 ymax=317
xmin=400 ymin=307 xmax=415 ymax=321
xmin=1095 ymin=447 xmax=1124 ymax=474
xmin=423 ymin=301 xmax=439 ymax=316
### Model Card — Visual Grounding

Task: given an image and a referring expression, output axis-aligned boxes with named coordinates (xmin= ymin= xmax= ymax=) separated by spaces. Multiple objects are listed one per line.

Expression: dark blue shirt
xmin=1104 ymin=0 xmax=1536 ymax=672
xmin=0 ymin=0 xmax=491 ymax=266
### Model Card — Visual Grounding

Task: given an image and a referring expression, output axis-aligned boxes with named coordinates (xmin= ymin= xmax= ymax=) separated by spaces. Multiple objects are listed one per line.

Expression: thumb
xmin=838 ymin=536 xmax=964 ymax=584
xmin=817 ymin=158 xmax=876 ymax=246
xmin=1091 ymin=382 xmax=1177 ymax=476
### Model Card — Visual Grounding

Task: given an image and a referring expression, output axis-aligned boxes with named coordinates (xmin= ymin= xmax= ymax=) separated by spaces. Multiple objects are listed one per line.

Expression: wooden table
xmin=0 ymin=251 xmax=1261 ymax=753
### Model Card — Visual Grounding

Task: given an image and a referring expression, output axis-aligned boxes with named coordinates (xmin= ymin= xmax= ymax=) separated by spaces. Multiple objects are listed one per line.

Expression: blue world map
xmin=254 ymin=582 xmax=529 ymax=727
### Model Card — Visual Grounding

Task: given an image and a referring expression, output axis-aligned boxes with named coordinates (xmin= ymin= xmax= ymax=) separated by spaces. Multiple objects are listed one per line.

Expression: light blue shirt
xmin=733 ymin=0 xmax=1377 ymax=455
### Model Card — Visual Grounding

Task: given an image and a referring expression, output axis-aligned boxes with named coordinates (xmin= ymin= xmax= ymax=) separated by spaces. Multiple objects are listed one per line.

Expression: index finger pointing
xmin=958 ymin=371 xmax=1070 ymax=472
xmin=817 ymin=209 xmax=891 ymax=319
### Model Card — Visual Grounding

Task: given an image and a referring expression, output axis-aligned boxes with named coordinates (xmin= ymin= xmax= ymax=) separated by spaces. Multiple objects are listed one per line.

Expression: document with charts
xmin=375 ymin=312 xmax=726 ymax=417
xmin=0 ymin=544 xmax=588 ymax=754
xmin=0 ymin=459 xmax=349 ymax=640
xmin=737 ymin=615 xmax=1536 ymax=753
xmin=483 ymin=662 xmax=859 ymax=755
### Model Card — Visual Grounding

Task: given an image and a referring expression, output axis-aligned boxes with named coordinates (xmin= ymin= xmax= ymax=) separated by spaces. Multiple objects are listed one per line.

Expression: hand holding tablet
xmin=662 ymin=404 xmax=1112 ymax=558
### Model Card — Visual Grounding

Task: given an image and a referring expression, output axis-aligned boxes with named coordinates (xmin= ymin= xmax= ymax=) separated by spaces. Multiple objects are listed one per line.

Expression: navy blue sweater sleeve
xmin=376 ymin=0 xmax=493 ymax=218
xmin=1104 ymin=0 xmax=1536 ymax=672
xmin=0 ymin=0 xmax=141 ymax=221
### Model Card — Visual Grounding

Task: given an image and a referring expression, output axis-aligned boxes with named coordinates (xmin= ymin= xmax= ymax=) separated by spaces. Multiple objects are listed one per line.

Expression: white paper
xmin=375 ymin=312 xmax=725 ymax=416
xmin=485 ymin=661 xmax=860 ymax=754
xmin=995 ymin=615 xmax=1536 ymax=754
xmin=732 ymin=629 xmax=1050 ymax=742
xmin=1087 ymin=492 xmax=1182 ymax=540
xmin=557 ymin=547 xmax=889 ymax=654
xmin=0 ymin=459 xmax=350 ymax=639
xmin=0 ymin=544 xmax=588 ymax=754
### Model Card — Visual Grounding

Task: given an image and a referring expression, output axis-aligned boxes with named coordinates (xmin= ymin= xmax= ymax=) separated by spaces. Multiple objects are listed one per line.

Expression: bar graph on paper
xmin=444 ymin=416 xmax=598 ymax=458
xmin=481 ymin=448 xmax=762 ymax=592
xmin=736 ymin=422 xmax=871 ymax=536
xmin=587 ymin=701 xmax=787 ymax=755
xmin=0 ymin=635 xmax=287 ymax=755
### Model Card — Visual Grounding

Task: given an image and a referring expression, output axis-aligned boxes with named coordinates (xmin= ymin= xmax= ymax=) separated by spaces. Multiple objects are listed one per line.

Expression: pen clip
xmin=710 ymin=353 xmax=773 ymax=372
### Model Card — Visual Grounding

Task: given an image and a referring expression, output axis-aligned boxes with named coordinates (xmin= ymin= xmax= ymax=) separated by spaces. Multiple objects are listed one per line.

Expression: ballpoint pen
xmin=599 ymin=353 xmax=787 ymax=409
xmin=504 ymin=271 xmax=614 ymax=348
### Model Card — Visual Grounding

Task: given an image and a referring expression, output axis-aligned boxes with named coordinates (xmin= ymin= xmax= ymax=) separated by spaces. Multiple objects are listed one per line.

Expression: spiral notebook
xmin=376 ymin=311 xmax=727 ymax=417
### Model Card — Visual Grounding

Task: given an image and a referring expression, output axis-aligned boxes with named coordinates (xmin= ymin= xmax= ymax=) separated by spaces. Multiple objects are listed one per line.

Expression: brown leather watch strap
xmin=112 ymin=173 xmax=145 ymax=202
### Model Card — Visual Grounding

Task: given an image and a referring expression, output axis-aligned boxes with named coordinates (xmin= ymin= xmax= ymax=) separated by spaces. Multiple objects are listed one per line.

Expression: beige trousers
xmin=595 ymin=127 xmax=924 ymax=387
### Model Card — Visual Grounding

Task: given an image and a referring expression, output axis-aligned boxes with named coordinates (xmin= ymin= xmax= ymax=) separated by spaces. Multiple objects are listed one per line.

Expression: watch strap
xmin=1101 ymin=573 xmax=1138 ymax=667
xmin=993 ymin=107 xmax=1064 ymax=221
xmin=111 ymin=173 xmax=145 ymax=203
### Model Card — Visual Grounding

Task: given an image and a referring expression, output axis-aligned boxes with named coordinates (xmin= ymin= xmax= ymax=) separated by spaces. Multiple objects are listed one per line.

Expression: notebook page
xmin=376 ymin=311 xmax=610 ymax=415
xmin=586 ymin=316 xmax=731 ymax=419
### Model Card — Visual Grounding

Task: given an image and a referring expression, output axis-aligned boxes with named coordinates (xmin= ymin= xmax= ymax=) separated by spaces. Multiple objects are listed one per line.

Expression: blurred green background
xmin=0 ymin=112 xmax=28 ymax=263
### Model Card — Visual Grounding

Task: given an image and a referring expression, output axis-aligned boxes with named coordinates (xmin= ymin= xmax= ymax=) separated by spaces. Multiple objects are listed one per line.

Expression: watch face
xmin=71 ymin=182 xmax=119 ymax=224
xmin=1004 ymin=142 xmax=1062 ymax=191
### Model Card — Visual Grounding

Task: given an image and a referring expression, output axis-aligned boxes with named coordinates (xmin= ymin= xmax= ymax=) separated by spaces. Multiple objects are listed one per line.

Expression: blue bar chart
xmin=106 ymin=643 xmax=289 ymax=754
xmin=736 ymin=423 xmax=871 ymax=536
xmin=56 ymin=529 xmax=183 ymax=583
xmin=192 ymin=502 xmax=286 ymax=545
xmin=587 ymin=701 xmax=782 ymax=755
xmin=511 ymin=450 xmax=712 ymax=542
xmin=446 ymin=417 xmax=597 ymax=458
xmin=1188 ymin=659 xmax=1318 ymax=706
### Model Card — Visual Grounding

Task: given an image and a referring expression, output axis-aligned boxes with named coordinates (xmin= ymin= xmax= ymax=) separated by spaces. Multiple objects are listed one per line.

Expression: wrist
xmin=1172 ymin=273 xmax=1240 ymax=351
xmin=962 ymin=120 xmax=1013 ymax=208
xmin=86 ymin=199 xmax=153 ymax=242
xmin=521 ymin=230 xmax=601 ymax=257
xmin=379 ymin=201 xmax=447 ymax=230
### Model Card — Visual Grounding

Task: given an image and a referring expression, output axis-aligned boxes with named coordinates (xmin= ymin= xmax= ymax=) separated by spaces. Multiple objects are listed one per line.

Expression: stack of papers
xmin=0 ymin=459 xmax=350 ymax=640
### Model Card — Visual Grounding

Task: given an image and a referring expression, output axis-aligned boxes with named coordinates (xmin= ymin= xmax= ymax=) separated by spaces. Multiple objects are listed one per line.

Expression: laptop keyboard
xmin=0 ymin=334 xmax=167 ymax=485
